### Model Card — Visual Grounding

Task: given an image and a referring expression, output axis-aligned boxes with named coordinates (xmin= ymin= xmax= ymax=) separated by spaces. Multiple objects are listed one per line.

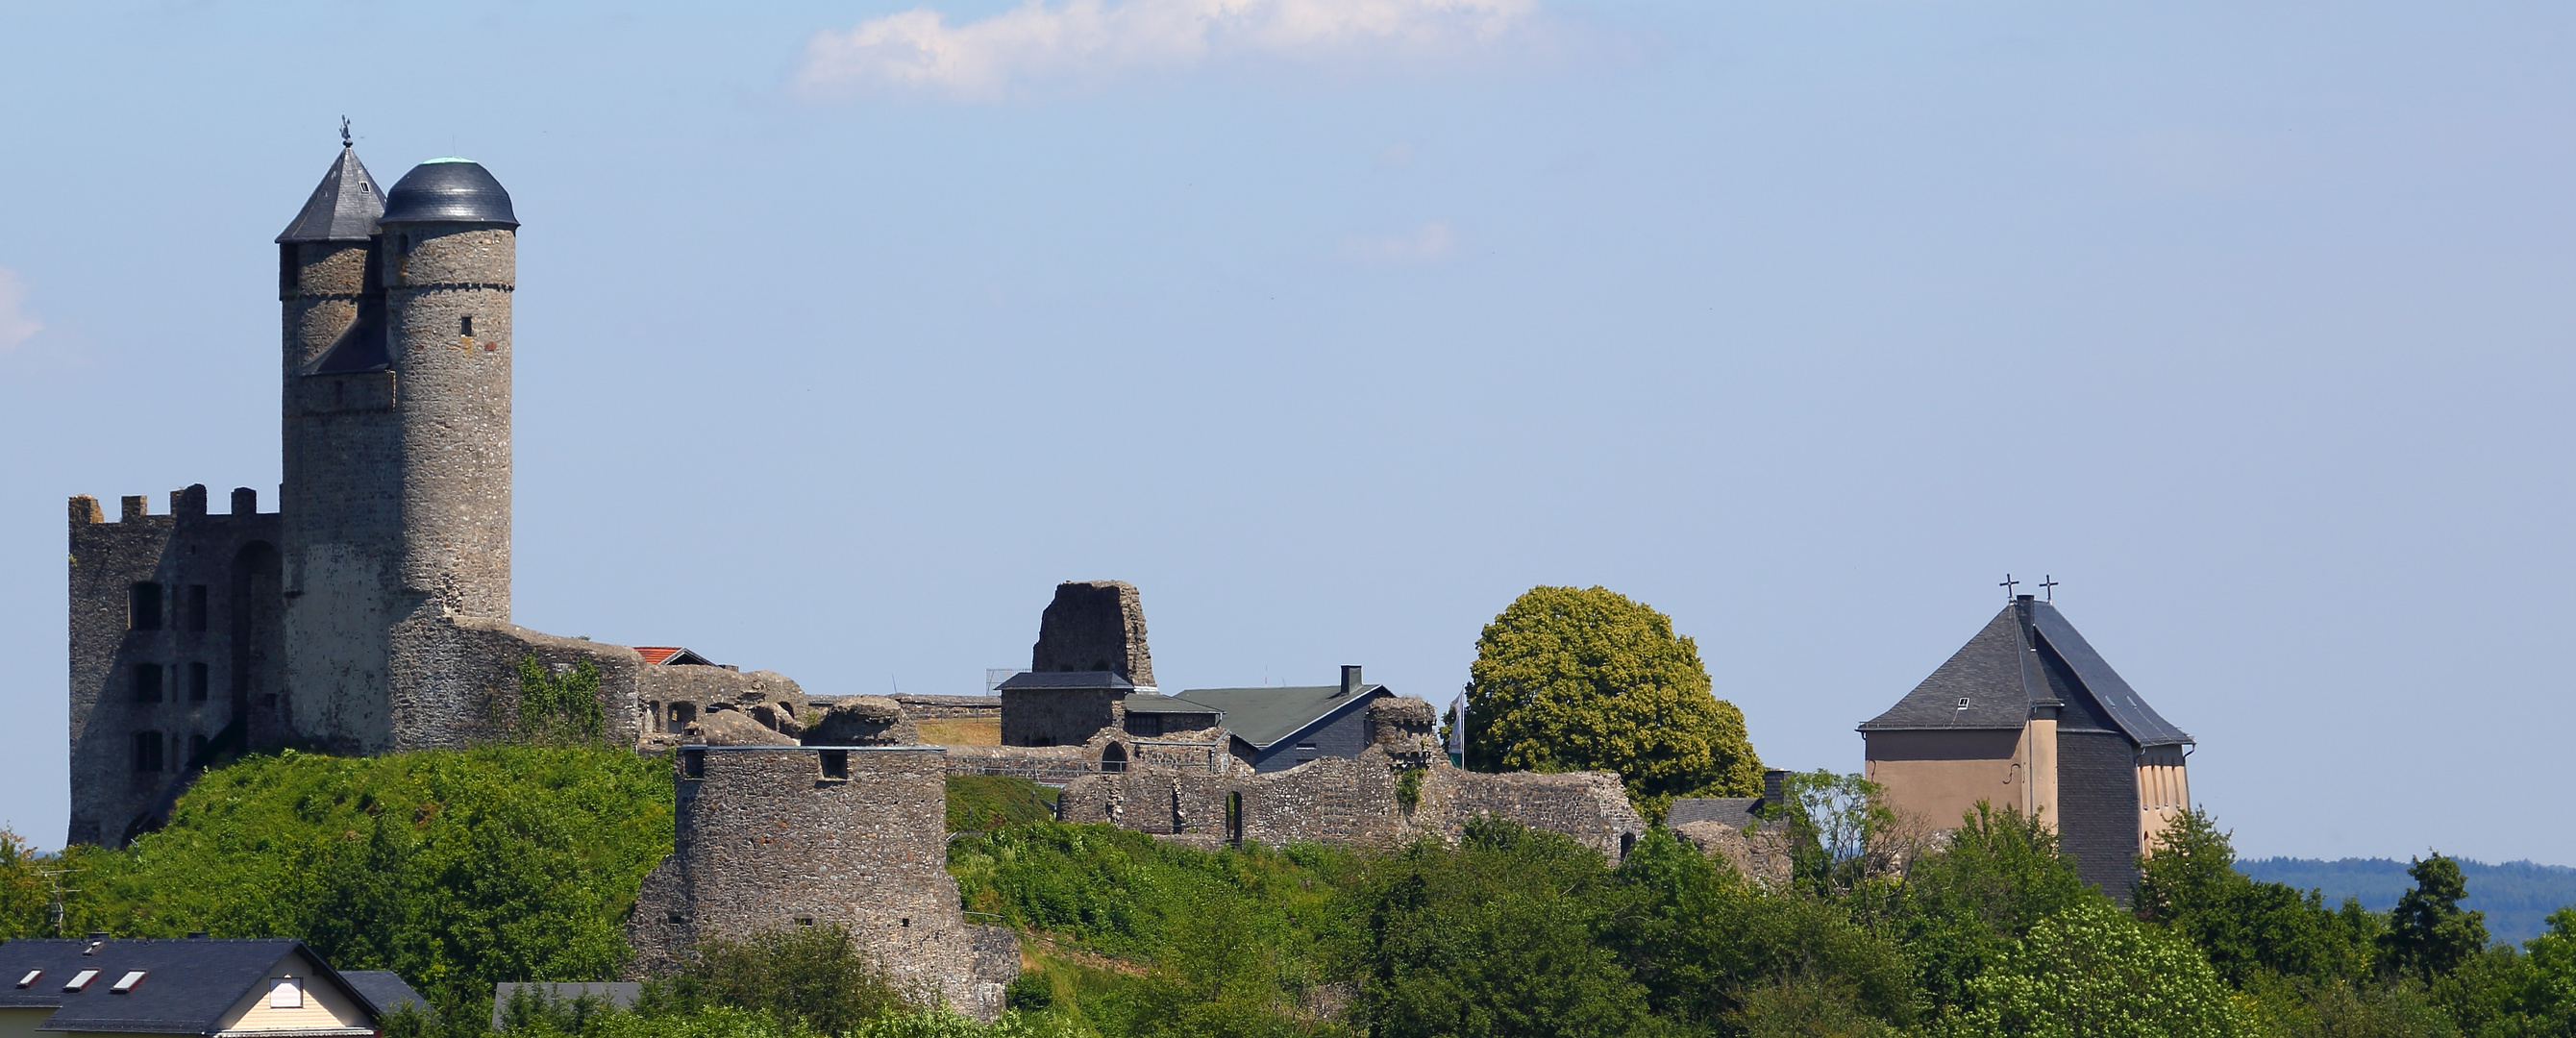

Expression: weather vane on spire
xmin=340 ymin=116 xmax=352 ymax=149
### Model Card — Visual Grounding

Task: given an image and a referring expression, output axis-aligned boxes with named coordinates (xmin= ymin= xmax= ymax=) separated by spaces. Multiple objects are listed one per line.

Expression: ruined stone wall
xmin=887 ymin=694 xmax=1001 ymax=720
xmin=384 ymin=616 xmax=643 ymax=752
xmin=1059 ymin=753 xmax=1647 ymax=859
xmin=628 ymin=747 xmax=1013 ymax=1020
xmin=67 ymin=488 xmax=285 ymax=847
xmin=637 ymin=667 xmax=808 ymax=750
xmin=999 ymin=688 xmax=1123 ymax=748
xmin=1029 ymin=581 xmax=1152 ymax=685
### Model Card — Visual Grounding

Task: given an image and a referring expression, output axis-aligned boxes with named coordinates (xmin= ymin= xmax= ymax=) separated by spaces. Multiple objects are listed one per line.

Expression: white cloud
xmin=1344 ymin=221 xmax=1453 ymax=263
xmin=796 ymin=0 xmax=1544 ymax=100
xmin=0 ymin=268 xmax=40 ymax=353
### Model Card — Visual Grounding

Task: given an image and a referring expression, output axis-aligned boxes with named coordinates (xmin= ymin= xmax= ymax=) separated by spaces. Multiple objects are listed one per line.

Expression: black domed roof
xmin=378 ymin=158 xmax=518 ymax=227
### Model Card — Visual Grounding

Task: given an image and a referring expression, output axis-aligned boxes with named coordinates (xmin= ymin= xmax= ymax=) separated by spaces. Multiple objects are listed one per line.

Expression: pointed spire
xmin=276 ymin=138 xmax=384 ymax=243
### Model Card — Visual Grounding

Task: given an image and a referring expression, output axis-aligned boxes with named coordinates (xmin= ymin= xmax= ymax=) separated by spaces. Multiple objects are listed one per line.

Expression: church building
xmin=1859 ymin=594 xmax=2192 ymax=894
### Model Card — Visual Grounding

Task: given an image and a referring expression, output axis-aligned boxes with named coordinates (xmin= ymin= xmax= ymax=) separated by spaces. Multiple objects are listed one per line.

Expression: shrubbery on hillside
xmin=57 ymin=746 xmax=675 ymax=1013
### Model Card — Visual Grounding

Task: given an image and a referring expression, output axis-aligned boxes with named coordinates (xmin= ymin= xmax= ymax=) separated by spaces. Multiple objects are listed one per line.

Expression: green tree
xmin=0 ymin=827 xmax=56 ymax=938
xmin=1355 ymin=819 xmax=1659 ymax=1038
xmin=1957 ymin=897 xmax=2250 ymax=1037
xmin=1863 ymin=802 xmax=2093 ymax=1017
xmin=1603 ymin=830 xmax=1913 ymax=1032
xmin=1463 ymin=586 xmax=1761 ymax=813
xmin=645 ymin=925 xmax=913 ymax=1036
xmin=2133 ymin=808 xmax=2379 ymax=985
xmin=2517 ymin=906 xmax=2576 ymax=1033
xmin=2384 ymin=853 xmax=2489 ymax=982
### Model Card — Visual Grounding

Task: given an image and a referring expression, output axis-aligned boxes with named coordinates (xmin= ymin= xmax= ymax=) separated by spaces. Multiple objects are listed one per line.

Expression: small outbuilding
xmin=1179 ymin=667 xmax=1393 ymax=773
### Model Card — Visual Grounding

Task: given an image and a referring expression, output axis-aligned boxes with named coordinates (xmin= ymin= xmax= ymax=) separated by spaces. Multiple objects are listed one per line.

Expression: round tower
xmin=377 ymin=159 xmax=517 ymax=619
xmin=276 ymin=143 xmax=384 ymax=374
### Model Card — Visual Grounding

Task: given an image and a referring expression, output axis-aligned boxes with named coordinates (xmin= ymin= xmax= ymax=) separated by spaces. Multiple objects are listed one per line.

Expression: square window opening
xmin=819 ymin=750 xmax=849 ymax=780
xmin=681 ymin=748 xmax=706 ymax=779
xmin=134 ymin=663 xmax=163 ymax=704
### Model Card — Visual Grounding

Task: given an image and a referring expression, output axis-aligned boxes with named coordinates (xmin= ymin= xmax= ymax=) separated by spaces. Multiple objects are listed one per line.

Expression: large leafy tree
xmin=2133 ymin=807 xmax=2381 ymax=986
xmin=1959 ymin=897 xmax=2252 ymax=1038
xmin=2383 ymin=853 xmax=2489 ymax=981
xmin=1462 ymin=586 xmax=1761 ymax=810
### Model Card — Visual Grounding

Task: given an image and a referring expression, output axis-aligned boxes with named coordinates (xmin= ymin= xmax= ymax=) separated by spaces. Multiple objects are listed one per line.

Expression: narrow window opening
xmin=129 ymin=582 xmax=163 ymax=630
xmin=819 ymin=750 xmax=849 ymax=780
xmin=186 ymin=585 xmax=209 ymax=632
xmin=188 ymin=733 xmax=208 ymax=762
xmin=1226 ymin=791 xmax=1244 ymax=846
xmin=460 ymin=315 xmax=475 ymax=337
xmin=664 ymin=913 xmax=687 ymax=926
xmin=681 ymin=748 xmax=706 ymax=779
xmin=134 ymin=663 xmax=163 ymax=704
xmin=794 ymin=917 xmax=815 ymax=927
xmin=132 ymin=731 xmax=164 ymax=773
xmin=1620 ymin=831 xmax=1637 ymax=858
xmin=188 ymin=663 xmax=209 ymax=702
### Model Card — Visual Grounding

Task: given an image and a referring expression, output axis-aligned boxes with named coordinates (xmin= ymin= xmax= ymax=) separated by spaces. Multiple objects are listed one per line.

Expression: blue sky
xmin=1 ymin=1 xmax=2569 ymax=862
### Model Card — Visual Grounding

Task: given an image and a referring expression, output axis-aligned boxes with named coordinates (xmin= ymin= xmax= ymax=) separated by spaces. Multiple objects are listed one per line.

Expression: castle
xmin=66 ymin=142 xmax=2193 ymax=1013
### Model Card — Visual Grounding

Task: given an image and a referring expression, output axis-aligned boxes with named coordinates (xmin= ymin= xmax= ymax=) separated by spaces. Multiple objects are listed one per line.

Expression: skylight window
xmin=64 ymin=970 xmax=98 ymax=992
xmin=111 ymin=972 xmax=146 ymax=994
xmin=15 ymin=970 xmax=38 ymax=988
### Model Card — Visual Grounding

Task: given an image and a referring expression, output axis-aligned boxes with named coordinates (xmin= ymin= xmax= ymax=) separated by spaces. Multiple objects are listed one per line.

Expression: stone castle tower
xmin=66 ymin=143 xmax=612 ymax=847
xmin=280 ymin=149 xmax=517 ymax=749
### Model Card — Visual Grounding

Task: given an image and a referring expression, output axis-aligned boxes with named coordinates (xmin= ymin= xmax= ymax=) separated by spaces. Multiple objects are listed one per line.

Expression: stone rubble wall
xmin=385 ymin=614 xmax=645 ymax=752
xmin=1671 ymin=821 xmax=1796 ymax=888
xmin=1028 ymin=581 xmax=1153 ymax=685
xmin=1059 ymin=749 xmax=1647 ymax=858
xmin=627 ymin=746 xmax=1012 ymax=1020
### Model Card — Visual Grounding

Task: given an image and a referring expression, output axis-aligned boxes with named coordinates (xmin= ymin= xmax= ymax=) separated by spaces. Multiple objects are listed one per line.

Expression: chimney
xmin=1762 ymin=768 xmax=1788 ymax=807
xmin=1341 ymin=665 xmax=1364 ymax=697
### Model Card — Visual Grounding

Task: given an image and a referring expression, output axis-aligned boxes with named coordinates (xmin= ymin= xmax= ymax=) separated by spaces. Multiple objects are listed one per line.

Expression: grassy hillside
xmin=2240 ymin=856 xmax=2576 ymax=944
xmin=59 ymin=746 xmax=675 ymax=1012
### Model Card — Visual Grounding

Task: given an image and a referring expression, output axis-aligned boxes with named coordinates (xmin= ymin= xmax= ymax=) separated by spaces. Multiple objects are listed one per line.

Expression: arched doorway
xmin=1101 ymin=742 xmax=1127 ymax=775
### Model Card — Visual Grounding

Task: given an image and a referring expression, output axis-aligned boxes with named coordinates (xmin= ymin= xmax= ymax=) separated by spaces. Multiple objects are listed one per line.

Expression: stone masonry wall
xmin=67 ymin=488 xmax=287 ymax=847
xmin=1029 ymin=581 xmax=1153 ymax=686
xmin=627 ymin=747 xmax=1014 ymax=1020
xmin=1059 ymin=751 xmax=1647 ymax=859
xmin=384 ymin=615 xmax=644 ymax=751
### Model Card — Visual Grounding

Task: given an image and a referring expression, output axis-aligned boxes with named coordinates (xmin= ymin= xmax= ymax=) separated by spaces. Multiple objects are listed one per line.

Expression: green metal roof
xmin=1124 ymin=692 xmax=1221 ymax=715
xmin=1176 ymin=684 xmax=1384 ymax=750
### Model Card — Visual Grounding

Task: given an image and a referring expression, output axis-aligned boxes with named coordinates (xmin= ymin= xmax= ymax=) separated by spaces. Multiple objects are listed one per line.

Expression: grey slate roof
xmin=276 ymin=147 xmax=384 ymax=243
xmin=0 ymin=937 xmax=371 ymax=1035
xmin=340 ymin=971 xmax=426 ymax=1017
xmin=1859 ymin=599 xmax=2192 ymax=748
xmin=379 ymin=159 xmax=518 ymax=227
xmin=1122 ymin=693 xmax=1220 ymax=716
xmin=996 ymin=671 xmax=1137 ymax=692
xmin=1176 ymin=684 xmax=1385 ymax=750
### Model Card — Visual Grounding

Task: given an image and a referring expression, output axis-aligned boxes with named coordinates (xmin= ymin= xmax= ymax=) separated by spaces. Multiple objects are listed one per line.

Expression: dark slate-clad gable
xmin=1860 ymin=599 xmax=2192 ymax=750
xmin=276 ymin=147 xmax=384 ymax=243
xmin=1858 ymin=608 xmax=2040 ymax=731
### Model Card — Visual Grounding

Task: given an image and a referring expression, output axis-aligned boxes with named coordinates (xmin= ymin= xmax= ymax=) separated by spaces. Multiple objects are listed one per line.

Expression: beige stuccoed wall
xmin=211 ymin=949 xmax=373 ymax=1034
xmin=1863 ymin=728 xmax=2027 ymax=832
xmin=0 ymin=1006 xmax=53 ymax=1038
xmin=2136 ymin=745 xmax=2190 ymax=855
